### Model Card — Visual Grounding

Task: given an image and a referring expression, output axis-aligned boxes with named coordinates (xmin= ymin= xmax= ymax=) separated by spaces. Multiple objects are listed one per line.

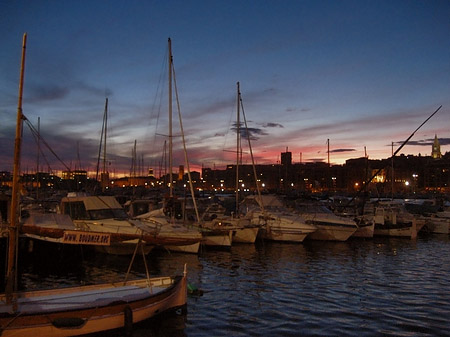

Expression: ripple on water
xmin=17 ymin=236 xmax=450 ymax=336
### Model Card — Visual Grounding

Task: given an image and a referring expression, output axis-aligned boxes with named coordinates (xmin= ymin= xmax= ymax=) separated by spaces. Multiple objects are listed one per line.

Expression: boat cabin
xmin=61 ymin=196 xmax=128 ymax=220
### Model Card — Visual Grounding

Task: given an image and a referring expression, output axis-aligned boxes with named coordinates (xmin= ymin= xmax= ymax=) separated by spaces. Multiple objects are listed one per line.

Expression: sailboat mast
xmin=239 ymin=83 xmax=265 ymax=213
xmin=36 ymin=116 xmax=40 ymax=200
xmin=236 ymin=82 xmax=240 ymax=215
xmin=168 ymin=38 xmax=173 ymax=197
xmin=327 ymin=138 xmax=330 ymax=167
xmin=103 ymin=98 xmax=108 ymax=176
xmin=6 ymin=33 xmax=27 ymax=303
xmin=391 ymin=141 xmax=394 ymax=199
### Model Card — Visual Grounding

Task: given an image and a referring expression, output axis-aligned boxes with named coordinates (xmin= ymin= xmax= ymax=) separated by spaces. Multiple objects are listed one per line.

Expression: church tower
xmin=431 ymin=134 xmax=442 ymax=159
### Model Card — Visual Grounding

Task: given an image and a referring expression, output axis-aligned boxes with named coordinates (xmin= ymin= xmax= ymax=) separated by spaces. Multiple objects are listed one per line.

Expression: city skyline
xmin=1 ymin=1 xmax=449 ymax=175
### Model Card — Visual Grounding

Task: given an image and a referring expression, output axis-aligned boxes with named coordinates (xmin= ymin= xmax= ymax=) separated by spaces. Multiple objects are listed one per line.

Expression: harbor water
xmin=19 ymin=235 xmax=450 ymax=336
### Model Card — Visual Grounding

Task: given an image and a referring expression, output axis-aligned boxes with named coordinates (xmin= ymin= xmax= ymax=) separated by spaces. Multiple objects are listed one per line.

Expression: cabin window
xmin=89 ymin=208 xmax=128 ymax=220
xmin=63 ymin=202 xmax=89 ymax=220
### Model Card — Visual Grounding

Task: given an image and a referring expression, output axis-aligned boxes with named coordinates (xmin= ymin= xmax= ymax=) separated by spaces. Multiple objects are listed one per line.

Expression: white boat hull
xmin=233 ymin=227 xmax=259 ymax=243
xmin=250 ymin=209 xmax=316 ymax=243
xmin=373 ymin=220 xmax=417 ymax=239
xmin=263 ymin=227 xmax=311 ymax=242
xmin=422 ymin=217 xmax=449 ymax=234
xmin=202 ymin=230 xmax=233 ymax=248
xmin=165 ymin=241 xmax=200 ymax=254
xmin=307 ymin=225 xmax=357 ymax=241
xmin=352 ymin=222 xmax=375 ymax=238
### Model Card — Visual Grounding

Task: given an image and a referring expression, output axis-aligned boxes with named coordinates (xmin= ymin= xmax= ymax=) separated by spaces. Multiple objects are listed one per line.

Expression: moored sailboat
xmin=136 ymin=38 xmax=231 ymax=250
xmin=0 ymin=34 xmax=188 ymax=337
xmin=137 ymin=207 xmax=202 ymax=254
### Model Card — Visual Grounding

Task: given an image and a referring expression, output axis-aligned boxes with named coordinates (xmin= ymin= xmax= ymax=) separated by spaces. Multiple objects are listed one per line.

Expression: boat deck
xmin=0 ymin=279 xmax=173 ymax=314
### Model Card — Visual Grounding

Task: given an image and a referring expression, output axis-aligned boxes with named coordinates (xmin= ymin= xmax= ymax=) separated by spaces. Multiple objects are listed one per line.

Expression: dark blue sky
xmin=1 ymin=0 xmax=449 ymax=176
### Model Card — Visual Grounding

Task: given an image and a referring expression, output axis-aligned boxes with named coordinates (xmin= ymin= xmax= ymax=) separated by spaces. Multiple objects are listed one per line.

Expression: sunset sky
xmin=1 ymin=0 xmax=449 ymax=177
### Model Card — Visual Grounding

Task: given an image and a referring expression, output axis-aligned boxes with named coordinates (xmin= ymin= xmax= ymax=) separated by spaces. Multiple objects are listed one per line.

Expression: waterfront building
xmin=1 ymin=150 xmax=448 ymax=195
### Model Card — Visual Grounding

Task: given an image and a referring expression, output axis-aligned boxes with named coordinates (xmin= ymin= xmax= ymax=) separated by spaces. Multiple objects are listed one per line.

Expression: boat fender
xmin=123 ymin=305 xmax=133 ymax=337
xmin=51 ymin=317 xmax=86 ymax=328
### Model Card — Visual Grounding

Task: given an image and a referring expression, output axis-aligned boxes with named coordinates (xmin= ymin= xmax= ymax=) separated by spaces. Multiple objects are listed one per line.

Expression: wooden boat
xmin=0 ymin=268 xmax=187 ymax=337
xmin=1 ymin=34 xmax=188 ymax=337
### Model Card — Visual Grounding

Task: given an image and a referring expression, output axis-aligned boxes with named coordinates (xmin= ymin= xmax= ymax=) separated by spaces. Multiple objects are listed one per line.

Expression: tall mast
xmin=6 ymin=33 xmax=27 ymax=304
xmin=102 ymin=98 xmax=108 ymax=176
xmin=168 ymin=38 xmax=173 ymax=197
xmin=327 ymin=138 xmax=330 ymax=167
xmin=76 ymin=141 xmax=81 ymax=170
xmin=36 ymin=116 xmax=40 ymax=200
xmin=133 ymin=140 xmax=137 ymax=179
xmin=239 ymin=83 xmax=265 ymax=213
xmin=391 ymin=141 xmax=394 ymax=199
xmin=100 ymin=97 xmax=108 ymax=192
xmin=236 ymin=82 xmax=241 ymax=215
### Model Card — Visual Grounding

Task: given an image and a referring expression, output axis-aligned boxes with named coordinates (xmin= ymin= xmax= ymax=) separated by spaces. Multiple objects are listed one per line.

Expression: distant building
xmin=281 ymin=151 xmax=292 ymax=166
xmin=432 ymin=134 xmax=442 ymax=159
xmin=178 ymin=165 xmax=184 ymax=181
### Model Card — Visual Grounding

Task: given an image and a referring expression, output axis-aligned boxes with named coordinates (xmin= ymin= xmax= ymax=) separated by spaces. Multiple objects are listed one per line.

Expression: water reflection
xmin=16 ymin=235 xmax=450 ymax=337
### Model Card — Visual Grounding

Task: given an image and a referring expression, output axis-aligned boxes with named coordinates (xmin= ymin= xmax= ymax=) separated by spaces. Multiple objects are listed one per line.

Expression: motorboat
xmin=295 ymin=202 xmax=358 ymax=241
xmin=242 ymin=195 xmax=316 ymax=243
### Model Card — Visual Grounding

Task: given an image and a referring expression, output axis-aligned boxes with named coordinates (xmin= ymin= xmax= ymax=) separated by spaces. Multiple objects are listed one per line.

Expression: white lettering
xmin=62 ymin=231 xmax=111 ymax=246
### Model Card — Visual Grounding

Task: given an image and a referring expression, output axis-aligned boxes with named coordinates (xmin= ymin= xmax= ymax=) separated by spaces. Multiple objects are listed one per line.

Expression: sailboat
xmin=0 ymin=34 xmax=187 ymax=337
xmin=201 ymin=82 xmax=261 ymax=244
xmin=138 ymin=38 xmax=224 ymax=250
xmin=231 ymin=82 xmax=261 ymax=243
